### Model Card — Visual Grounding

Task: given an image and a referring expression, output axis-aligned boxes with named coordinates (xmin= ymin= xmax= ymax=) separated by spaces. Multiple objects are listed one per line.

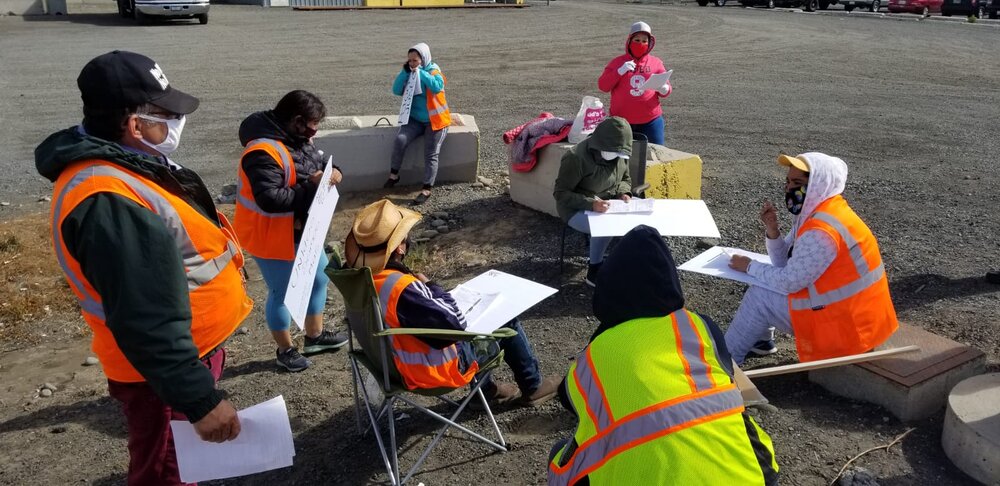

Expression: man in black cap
xmin=35 ymin=51 xmax=252 ymax=485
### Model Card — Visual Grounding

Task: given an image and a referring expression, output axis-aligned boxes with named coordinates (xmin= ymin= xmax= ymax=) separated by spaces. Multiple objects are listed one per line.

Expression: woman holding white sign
xmin=725 ymin=153 xmax=898 ymax=365
xmin=235 ymin=90 xmax=348 ymax=372
xmin=383 ymin=42 xmax=451 ymax=206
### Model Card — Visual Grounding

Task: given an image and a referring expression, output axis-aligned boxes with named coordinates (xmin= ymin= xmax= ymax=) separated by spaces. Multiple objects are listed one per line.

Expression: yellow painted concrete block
xmin=364 ymin=0 xmax=398 ymax=6
xmin=400 ymin=0 xmax=462 ymax=5
xmin=643 ymin=145 xmax=702 ymax=200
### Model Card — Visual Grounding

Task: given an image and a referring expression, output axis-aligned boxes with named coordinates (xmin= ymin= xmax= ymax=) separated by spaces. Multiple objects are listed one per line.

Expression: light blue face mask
xmin=137 ymin=114 xmax=186 ymax=155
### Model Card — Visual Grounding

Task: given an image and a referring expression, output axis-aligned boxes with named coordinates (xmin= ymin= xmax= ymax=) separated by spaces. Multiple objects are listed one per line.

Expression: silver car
xmin=117 ymin=0 xmax=210 ymax=24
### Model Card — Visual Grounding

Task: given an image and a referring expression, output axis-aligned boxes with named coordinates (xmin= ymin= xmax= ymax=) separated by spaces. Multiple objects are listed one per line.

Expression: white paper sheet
xmin=170 ymin=396 xmax=295 ymax=484
xmin=451 ymin=270 xmax=557 ymax=334
xmin=284 ymin=158 xmax=340 ymax=329
xmin=450 ymin=284 xmax=502 ymax=328
xmin=586 ymin=199 xmax=721 ymax=238
xmin=601 ymin=198 xmax=655 ymax=214
xmin=640 ymin=69 xmax=673 ymax=92
xmin=677 ymin=246 xmax=787 ymax=294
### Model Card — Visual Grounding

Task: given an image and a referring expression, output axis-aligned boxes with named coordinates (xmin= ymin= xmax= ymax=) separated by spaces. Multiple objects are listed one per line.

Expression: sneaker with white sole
xmin=276 ymin=347 xmax=311 ymax=372
xmin=749 ymin=340 xmax=778 ymax=356
xmin=302 ymin=330 xmax=349 ymax=355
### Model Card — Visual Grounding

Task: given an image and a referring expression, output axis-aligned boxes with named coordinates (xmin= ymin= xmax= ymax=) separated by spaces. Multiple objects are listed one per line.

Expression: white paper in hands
xmin=640 ymin=69 xmax=673 ymax=92
xmin=450 ymin=284 xmax=503 ymax=329
xmin=170 ymin=396 xmax=295 ymax=484
xmin=677 ymin=246 xmax=787 ymax=294
xmin=452 ymin=270 xmax=557 ymax=334
xmin=284 ymin=157 xmax=340 ymax=329
xmin=601 ymin=198 xmax=655 ymax=214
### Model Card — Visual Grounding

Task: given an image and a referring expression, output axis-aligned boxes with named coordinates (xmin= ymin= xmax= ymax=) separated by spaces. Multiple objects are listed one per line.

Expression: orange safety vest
xmin=51 ymin=160 xmax=253 ymax=383
xmin=789 ymin=195 xmax=898 ymax=362
xmin=373 ymin=269 xmax=477 ymax=390
xmin=234 ymin=138 xmax=297 ymax=261
xmin=426 ymin=69 xmax=452 ymax=132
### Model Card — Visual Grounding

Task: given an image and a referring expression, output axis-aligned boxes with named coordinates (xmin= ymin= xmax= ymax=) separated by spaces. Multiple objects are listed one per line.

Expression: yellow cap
xmin=778 ymin=154 xmax=810 ymax=172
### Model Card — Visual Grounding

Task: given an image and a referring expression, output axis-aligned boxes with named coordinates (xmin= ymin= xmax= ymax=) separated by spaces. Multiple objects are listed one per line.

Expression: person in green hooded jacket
xmin=553 ymin=116 xmax=633 ymax=287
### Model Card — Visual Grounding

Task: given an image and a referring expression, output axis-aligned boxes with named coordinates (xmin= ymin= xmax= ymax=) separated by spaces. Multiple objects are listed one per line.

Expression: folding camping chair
xmin=326 ymin=265 xmax=517 ymax=486
xmin=557 ymin=133 xmax=651 ymax=278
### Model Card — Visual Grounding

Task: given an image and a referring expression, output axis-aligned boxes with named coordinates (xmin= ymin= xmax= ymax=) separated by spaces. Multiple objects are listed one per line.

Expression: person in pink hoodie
xmin=598 ymin=21 xmax=672 ymax=146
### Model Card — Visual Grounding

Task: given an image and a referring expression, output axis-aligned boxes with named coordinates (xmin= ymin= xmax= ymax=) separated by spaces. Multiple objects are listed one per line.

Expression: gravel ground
xmin=1 ymin=2 xmax=1000 ymax=485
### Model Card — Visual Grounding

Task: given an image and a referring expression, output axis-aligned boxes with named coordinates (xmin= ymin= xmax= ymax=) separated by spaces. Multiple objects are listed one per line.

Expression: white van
xmin=117 ymin=0 xmax=210 ymax=24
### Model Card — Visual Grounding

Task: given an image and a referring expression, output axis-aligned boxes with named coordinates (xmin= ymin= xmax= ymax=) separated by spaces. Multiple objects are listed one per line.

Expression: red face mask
xmin=630 ymin=39 xmax=650 ymax=58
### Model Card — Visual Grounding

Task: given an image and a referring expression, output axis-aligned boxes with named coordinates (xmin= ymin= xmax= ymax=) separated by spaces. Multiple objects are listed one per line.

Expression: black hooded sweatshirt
xmin=238 ymin=111 xmax=337 ymax=240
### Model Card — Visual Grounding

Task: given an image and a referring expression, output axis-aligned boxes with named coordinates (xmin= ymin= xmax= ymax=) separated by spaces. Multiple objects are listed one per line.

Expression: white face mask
xmin=137 ymin=114 xmax=186 ymax=155
xmin=600 ymin=150 xmax=620 ymax=161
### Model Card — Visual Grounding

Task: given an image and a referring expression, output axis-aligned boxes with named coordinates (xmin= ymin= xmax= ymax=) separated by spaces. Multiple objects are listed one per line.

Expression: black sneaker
xmin=302 ymin=330 xmax=349 ymax=355
xmin=987 ymin=271 xmax=1000 ymax=285
xmin=749 ymin=340 xmax=778 ymax=356
xmin=584 ymin=263 xmax=602 ymax=288
xmin=276 ymin=347 xmax=311 ymax=372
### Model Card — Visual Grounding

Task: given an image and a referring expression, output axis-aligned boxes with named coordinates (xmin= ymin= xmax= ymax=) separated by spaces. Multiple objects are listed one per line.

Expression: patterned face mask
xmin=785 ymin=185 xmax=807 ymax=215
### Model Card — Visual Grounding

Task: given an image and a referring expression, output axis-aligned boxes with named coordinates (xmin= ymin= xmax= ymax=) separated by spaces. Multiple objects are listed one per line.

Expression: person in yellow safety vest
xmin=549 ymin=225 xmax=779 ymax=486
xmin=383 ymin=42 xmax=452 ymax=206
xmin=35 ymin=51 xmax=252 ymax=485
xmin=726 ymin=153 xmax=898 ymax=365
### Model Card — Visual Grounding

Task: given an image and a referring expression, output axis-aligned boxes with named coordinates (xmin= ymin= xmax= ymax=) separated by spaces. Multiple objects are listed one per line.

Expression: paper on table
xmin=284 ymin=157 xmax=340 ymax=329
xmin=677 ymin=246 xmax=786 ymax=294
xmin=454 ymin=270 xmax=557 ymax=334
xmin=171 ymin=396 xmax=295 ymax=484
xmin=597 ymin=198 xmax=655 ymax=214
xmin=640 ymin=69 xmax=673 ymax=92
xmin=586 ymin=199 xmax=721 ymax=239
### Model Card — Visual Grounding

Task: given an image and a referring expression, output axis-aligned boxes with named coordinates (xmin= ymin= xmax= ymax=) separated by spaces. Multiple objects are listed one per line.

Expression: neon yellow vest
xmin=548 ymin=309 xmax=779 ymax=485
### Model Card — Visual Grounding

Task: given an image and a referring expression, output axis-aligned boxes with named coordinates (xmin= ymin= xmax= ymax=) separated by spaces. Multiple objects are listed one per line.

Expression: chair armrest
xmin=632 ymin=183 xmax=650 ymax=196
xmin=373 ymin=327 xmax=518 ymax=341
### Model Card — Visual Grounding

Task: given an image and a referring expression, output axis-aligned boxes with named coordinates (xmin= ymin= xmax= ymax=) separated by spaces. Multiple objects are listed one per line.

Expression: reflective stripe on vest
xmin=237 ymin=138 xmax=294 ymax=217
xmin=52 ymin=165 xmax=240 ymax=309
xmin=573 ymin=349 xmax=614 ymax=431
xmin=790 ymin=211 xmax=885 ymax=311
xmin=51 ymin=171 xmax=105 ymax=320
xmin=550 ymin=385 xmax=744 ymax=486
xmin=673 ymin=310 xmax=718 ymax=393
xmin=378 ymin=271 xmax=405 ymax=316
xmin=428 ymin=102 xmax=450 ymax=116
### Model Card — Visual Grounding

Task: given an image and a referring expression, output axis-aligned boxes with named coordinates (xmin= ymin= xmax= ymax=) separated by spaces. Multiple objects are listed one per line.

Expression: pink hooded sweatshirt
xmin=598 ymin=21 xmax=671 ymax=125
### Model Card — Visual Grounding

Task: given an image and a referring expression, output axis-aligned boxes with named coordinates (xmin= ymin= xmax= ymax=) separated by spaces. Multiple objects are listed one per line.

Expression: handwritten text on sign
xmin=284 ymin=157 xmax=340 ymax=329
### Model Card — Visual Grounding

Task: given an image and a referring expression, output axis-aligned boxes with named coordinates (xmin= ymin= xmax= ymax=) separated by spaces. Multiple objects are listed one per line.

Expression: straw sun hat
xmin=345 ymin=199 xmax=422 ymax=272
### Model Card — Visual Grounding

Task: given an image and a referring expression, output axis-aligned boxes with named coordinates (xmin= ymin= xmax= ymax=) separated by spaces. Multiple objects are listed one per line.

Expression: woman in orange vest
xmin=383 ymin=42 xmax=452 ymax=206
xmin=235 ymin=90 xmax=348 ymax=372
xmin=726 ymin=152 xmax=898 ymax=364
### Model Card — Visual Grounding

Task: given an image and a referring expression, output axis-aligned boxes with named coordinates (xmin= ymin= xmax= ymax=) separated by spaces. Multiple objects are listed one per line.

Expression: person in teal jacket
xmin=384 ymin=42 xmax=452 ymax=206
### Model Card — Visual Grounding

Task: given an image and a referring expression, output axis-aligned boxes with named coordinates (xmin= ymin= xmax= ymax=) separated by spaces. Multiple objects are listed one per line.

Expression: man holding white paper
xmin=344 ymin=200 xmax=560 ymax=406
xmin=724 ymin=153 xmax=897 ymax=365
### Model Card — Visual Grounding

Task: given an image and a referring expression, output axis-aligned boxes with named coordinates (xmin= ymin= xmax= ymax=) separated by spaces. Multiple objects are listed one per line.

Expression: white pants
xmin=725 ymin=286 xmax=795 ymax=365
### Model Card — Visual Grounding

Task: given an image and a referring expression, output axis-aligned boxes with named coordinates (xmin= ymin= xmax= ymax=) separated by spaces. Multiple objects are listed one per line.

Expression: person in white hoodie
xmin=384 ymin=42 xmax=452 ymax=206
xmin=725 ymin=153 xmax=898 ymax=365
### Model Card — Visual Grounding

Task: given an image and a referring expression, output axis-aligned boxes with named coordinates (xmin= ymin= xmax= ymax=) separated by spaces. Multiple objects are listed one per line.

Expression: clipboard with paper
xmin=449 ymin=270 xmax=557 ymax=334
xmin=640 ymin=69 xmax=673 ymax=92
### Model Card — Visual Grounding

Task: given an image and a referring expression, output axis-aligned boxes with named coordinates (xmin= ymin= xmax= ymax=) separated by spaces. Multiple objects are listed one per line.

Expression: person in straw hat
xmin=345 ymin=199 xmax=560 ymax=406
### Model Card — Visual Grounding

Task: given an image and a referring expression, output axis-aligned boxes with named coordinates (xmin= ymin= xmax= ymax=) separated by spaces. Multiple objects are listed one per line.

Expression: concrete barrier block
xmin=942 ymin=373 xmax=1000 ymax=484
xmin=312 ymin=114 xmax=478 ymax=193
xmin=808 ymin=324 xmax=985 ymax=421
xmin=508 ymin=142 xmax=704 ymax=218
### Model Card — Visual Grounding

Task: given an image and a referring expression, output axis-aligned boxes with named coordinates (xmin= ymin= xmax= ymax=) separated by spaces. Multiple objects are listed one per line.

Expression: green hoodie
xmin=35 ymin=127 xmax=228 ymax=423
xmin=553 ymin=117 xmax=634 ymax=222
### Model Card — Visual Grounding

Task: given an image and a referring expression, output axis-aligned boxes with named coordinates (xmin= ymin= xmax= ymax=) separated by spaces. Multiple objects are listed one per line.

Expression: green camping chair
xmin=326 ymin=265 xmax=516 ymax=486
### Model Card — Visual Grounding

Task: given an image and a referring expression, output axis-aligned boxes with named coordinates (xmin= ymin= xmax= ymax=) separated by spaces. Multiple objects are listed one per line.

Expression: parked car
xmin=117 ymin=0 xmax=209 ymax=24
xmin=983 ymin=0 xmax=1000 ymax=17
xmin=730 ymin=0 xmax=838 ymax=10
xmin=887 ymin=0 xmax=943 ymax=14
xmin=941 ymin=0 xmax=981 ymax=16
xmin=842 ymin=0 xmax=883 ymax=11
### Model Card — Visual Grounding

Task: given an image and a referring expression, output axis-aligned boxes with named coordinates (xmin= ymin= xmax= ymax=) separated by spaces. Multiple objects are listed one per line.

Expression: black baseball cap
xmin=77 ymin=50 xmax=199 ymax=115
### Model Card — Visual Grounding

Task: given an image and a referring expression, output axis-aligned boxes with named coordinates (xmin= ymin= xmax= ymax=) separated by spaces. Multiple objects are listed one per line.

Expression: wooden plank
xmin=743 ymin=346 xmax=921 ymax=379
xmin=733 ymin=362 xmax=769 ymax=407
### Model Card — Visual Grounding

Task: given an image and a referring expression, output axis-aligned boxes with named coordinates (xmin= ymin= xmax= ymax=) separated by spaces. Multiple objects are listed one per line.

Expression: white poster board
xmin=284 ymin=158 xmax=340 ymax=329
xmin=171 ymin=396 xmax=295 ymax=483
xmin=586 ymin=199 xmax=721 ymax=239
xmin=451 ymin=270 xmax=558 ymax=334
xmin=677 ymin=246 xmax=786 ymax=294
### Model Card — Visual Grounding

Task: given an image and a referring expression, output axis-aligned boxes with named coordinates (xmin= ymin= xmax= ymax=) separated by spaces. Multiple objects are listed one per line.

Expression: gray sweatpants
xmin=390 ymin=120 xmax=448 ymax=187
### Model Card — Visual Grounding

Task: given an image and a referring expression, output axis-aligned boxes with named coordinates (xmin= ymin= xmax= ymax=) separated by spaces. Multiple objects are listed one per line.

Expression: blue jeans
xmin=253 ymin=251 xmax=330 ymax=332
xmin=631 ymin=116 xmax=665 ymax=146
xmin=568 ymin=211 xmax=612 ymax=264
xmin=390 ymin=120 xmax=448 ymax=188
xmin=460 ymin=319 xmax=542 ymax=394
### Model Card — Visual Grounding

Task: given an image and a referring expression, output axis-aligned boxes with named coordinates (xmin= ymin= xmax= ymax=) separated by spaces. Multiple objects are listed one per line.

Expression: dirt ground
xmin=1 ymin=1 xmax=999 ymax=485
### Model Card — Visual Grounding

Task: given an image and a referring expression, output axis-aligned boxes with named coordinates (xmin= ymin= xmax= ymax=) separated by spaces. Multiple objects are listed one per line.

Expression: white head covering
xmin=792 ymin=152 xmax=849 ymax=235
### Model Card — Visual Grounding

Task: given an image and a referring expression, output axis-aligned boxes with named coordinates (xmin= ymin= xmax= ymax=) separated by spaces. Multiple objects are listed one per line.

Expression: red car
xmin=887 ymin=0 xmax=943 ymax=14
